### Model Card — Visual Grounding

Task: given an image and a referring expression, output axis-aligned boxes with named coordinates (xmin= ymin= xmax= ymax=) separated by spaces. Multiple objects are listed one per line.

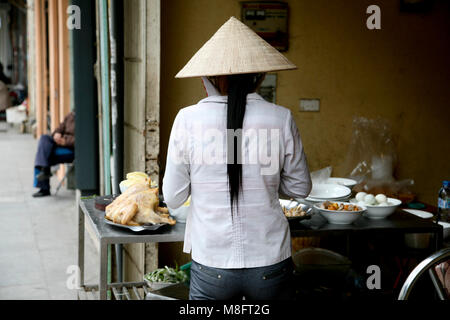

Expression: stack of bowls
xmin=325 ymin=177 xmax=357 ymax=190
xmin=299 ymin=183 xmax=352 ymax=205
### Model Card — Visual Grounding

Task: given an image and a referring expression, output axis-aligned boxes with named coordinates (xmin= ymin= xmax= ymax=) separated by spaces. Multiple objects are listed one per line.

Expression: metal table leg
xmin=346 ymin=234 xmax=351 ymax=259
xmin=99 ymin=240 xmax=108 ymax=300
xmin=78 ymin=204 xmax=85 ymax=287
xmin=435 ymin=227 xmax=443 ymax=251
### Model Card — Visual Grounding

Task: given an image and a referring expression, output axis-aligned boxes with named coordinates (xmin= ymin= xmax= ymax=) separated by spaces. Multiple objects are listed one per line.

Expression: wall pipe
xmin=108 ymin=0 xmax=124 ymax=285
xmin=98 ymin=0 xmax=112 ymax=298
xmin=99 ymin=0 xmax=111 ymax=194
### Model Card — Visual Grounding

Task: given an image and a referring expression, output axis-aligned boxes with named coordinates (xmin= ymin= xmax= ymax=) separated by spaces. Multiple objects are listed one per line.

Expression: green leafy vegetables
xmin=144 ymin=265 xmax=189 ymax=284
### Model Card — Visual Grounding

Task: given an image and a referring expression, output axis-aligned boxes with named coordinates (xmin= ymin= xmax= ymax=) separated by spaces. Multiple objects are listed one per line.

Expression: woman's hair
xmin=226 ymin=73 xmax=264 ymax=215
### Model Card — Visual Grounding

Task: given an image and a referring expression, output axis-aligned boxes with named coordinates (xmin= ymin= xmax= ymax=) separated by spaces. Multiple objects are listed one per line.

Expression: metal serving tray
xmin=104 ymin=218 xmax=170 ymax=232
xmin=284 ymin=202 xmax=314 ymax=223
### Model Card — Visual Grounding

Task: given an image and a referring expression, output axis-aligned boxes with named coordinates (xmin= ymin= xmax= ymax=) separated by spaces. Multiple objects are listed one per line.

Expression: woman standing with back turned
xmin=163 ymin=17 xmax=312 ymax=300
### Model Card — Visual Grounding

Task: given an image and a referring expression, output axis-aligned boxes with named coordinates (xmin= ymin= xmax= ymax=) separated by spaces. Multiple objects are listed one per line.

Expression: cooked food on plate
xmin=282 ymin=204 xmax=307 ymax=217
xmin=320 ymin=201 xmax=362 ymax=212
xmin=119 ymin=171 xmax=157 ymax=193
xmin=105 ymin=181 xmax=176 ymax=226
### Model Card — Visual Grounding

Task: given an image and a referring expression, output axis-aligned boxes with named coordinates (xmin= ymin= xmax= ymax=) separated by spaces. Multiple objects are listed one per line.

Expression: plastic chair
xmin=52 ymin=147 xmax=75 ymax=195
xmin=398 ymin=247 xmax=450 ymax=300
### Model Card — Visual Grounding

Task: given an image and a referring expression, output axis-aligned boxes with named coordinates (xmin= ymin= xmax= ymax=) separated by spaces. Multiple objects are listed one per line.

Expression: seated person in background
xmin=0 ymin=62 xmax=11 ymax=85
xmin=0 ymin=63 xmax=11 ymax=113
xmin=33 ymin=111 xmax=75 ymax=197
xmin=0 ymin=80 xmax=10 ymax=112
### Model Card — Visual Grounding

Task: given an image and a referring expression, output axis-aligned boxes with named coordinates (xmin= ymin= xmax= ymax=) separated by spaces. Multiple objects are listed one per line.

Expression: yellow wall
xmin=160 ymin=0 xmax=450 ymax=208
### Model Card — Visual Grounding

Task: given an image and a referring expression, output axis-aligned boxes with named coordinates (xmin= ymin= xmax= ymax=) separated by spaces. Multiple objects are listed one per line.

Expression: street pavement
xmin=0 ymin=125 xmax=98 ymax=299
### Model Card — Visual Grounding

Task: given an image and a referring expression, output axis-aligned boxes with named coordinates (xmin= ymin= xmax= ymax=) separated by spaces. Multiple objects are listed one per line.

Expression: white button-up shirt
xmin=163 ymin=92 xmax=311 ymax=269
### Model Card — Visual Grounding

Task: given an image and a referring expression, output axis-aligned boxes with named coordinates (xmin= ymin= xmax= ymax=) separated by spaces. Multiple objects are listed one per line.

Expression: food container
xmin=168 ymin=206 xmax=189 ymax=223
xmin=402 ymin=209 xmax=434 ymax=249
xmin=314 ymin=202 xmax=366 ymax=225
xmin=439 ymin=221 xmax=450 ymax=239
xmin=325 ymin=177 xmax=358 ymax=190
xmin=119 ymin=181 xmax=128 ymax=193
xmin=307 ymin=183 xmax=352 ymax=200
xmin=292 ymin=248 xmax=352 ymax=289
xmin=404 ymin=233 xmax=432 ymax=249
xmin=94 ymin=195 xmax=119 ymax=211
xmin=299 ymin=184 xmax=352 ymax=208
xmin=143 ymin=278 xmax=176 ymax=291
xmin=143 ymin=266 xmax=189 ymax=291
xmin=279 ymin=199 xmax=312 ymax=222
xmin=292 ymin=248 xmax=351 ymax=274
xmin=350 ymin=198 xmax=401 ymax=220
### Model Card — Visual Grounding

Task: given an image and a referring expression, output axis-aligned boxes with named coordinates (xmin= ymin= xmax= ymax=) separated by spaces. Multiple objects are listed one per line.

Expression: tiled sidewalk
xmin=0 ymin=125 xmax=97 ymax=299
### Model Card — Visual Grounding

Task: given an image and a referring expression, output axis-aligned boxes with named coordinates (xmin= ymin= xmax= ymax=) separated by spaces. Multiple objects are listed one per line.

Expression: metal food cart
xmin=77 ymin=198 xmax=443 ymax=300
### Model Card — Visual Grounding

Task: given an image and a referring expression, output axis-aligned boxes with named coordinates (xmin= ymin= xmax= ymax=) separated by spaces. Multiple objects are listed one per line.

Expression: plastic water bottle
xmin=438 ymin=181 xmax=450 ymax=222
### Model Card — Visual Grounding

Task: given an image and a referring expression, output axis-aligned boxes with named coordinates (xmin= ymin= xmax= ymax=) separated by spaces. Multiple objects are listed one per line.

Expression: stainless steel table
xmin=78 ymin=198 xmax=186 ymax=300
xmin=289 ymin=208 xmax=444 ymax=265
xmin=290 ymin=208 xmax=443 ymax=245
xmin=78 ymin=197 xmax=443 ymax=300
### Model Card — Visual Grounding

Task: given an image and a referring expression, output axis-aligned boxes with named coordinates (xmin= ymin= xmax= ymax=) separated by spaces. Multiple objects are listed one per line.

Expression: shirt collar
xmin=198 ymin=92 xmax=265 ymax=104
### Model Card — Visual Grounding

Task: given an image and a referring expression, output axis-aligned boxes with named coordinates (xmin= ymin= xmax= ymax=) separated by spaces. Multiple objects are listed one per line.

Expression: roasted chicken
xmin=105 ymin=183 xmax=176 ymax=226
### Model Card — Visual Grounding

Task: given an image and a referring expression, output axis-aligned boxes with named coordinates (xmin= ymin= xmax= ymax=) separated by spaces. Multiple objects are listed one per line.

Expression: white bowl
xmin=351 ymin=198 xmax=401 ymax=220
xmin=306 ymin=194 xmax=352 ymax=202
xmin=168 ymin=205 xmax=189 ymax=223
xmin=308 ymin=183 xmax=351 ymax=200
xmin=302 ymin=195 xmax=352 ymax=206
xmin=119 ymin=181 xmax=128 ymax=193
xmin=326 ymin=177 xmax=357 ymax=189
xmin=314 ymin=202 xmax=366 ymax=225
xmin=280 ymin=199 xmax=299 ymax=209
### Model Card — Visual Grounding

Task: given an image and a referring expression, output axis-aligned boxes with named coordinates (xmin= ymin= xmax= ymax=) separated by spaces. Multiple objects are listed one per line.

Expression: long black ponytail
xmin=226 ymin=73 xmax=264 ymax=215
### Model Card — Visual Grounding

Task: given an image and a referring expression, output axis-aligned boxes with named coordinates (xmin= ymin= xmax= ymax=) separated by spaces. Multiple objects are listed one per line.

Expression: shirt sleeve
xmin=52 ymin=119 xmax=66 ymax=136
xmin=279 ymin=111 xmax=312 ymax=199
xmin=162 ymin=110 xmax=191 ymax=209
xmin=63 ymin=133 xmax=75 ymax=148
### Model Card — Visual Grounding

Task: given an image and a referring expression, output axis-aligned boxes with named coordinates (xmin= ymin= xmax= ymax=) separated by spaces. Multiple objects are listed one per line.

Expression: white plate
xmin=307 ymin=195 xmax=351 ymax=201
xmin=403 ymin=209 xmax=433 ymax=219
xmin=308 ymin=183 xmax=351 ymax=199
xmin=326 ymin=177 xmax=357 ymax=189
xmin=301 ymin=195 xmax=351 ymax=205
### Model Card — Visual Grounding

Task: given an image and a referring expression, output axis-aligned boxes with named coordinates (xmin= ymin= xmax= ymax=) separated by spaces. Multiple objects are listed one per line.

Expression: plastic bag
xmin=343 ymin=117 xmax=397 ymax=183
xmin=344 ymin=117 xmax=415 ymax=203
xmin=310 ymin=166 xmax=332 ymax=184
xmin=353 ymin=178 xmax=416 ymax=203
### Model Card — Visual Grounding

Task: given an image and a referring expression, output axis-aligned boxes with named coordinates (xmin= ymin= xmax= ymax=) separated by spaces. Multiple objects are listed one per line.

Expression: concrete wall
xmin=160 ymin=0 xmax=450 ymax=208
xmin=123 ymin=0 xmax=160 ymax=281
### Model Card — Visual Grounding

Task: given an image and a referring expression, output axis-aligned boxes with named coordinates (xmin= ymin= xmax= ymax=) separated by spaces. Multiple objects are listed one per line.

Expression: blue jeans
xmin=34 ymin=134 xmax=74 ymax=190
xmin=189 ymin=258 xmax=295 ymax=300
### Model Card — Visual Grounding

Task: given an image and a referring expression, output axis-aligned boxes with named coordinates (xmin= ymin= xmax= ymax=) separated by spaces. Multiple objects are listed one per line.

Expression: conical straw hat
xmin=175 ymin=17 xmax=297 ymax=78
